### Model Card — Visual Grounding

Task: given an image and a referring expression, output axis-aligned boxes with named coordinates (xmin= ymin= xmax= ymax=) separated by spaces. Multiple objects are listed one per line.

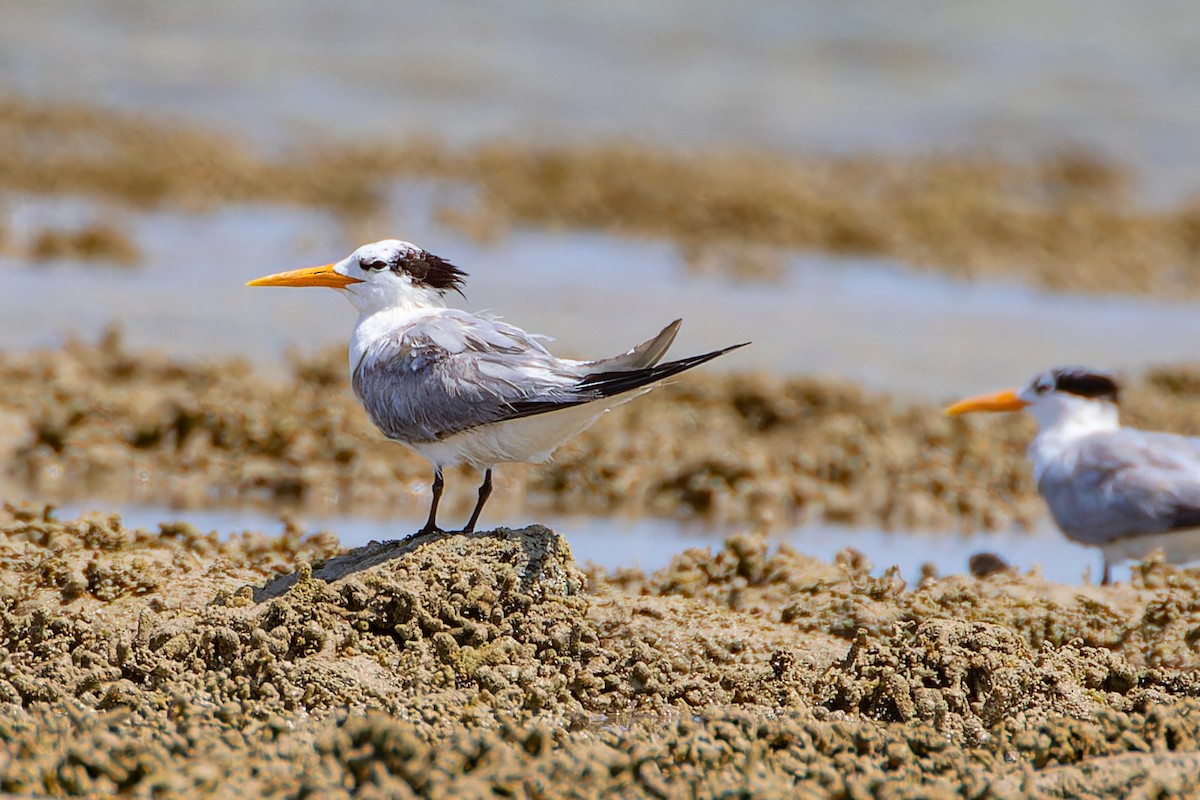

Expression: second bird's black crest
xmin=1052 ymin=368 xmax=1120 ymax=403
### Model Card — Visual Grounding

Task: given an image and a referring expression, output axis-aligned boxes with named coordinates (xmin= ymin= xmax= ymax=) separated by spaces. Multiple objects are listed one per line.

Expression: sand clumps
xmin=8 ymin=93 xmax=1200 ymax=297
xmin=27 ymin=223 xmax=140 ymax=265
xmin=9 ymin=333 xmax=1200 ymax=536
xmin=0 ymin=332 xmax=1040 ymax=532
xmin=4 ymin=507 xmax=1200 ymax=795
xmin=0 ymin=508 xmax=590 ymax=725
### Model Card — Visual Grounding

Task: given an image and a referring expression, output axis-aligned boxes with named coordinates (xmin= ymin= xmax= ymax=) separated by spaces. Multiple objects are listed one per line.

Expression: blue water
xmin=4 ymin=1 xmax=1200 ymax=201
xmin=59 ymin=503 xmax=1110 ymax=585
xmin=6 ymin=195 xmax=1200 ymax=400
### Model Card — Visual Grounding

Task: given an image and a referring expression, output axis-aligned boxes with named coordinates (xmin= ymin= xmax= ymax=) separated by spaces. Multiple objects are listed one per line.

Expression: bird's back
xmin=351 ymin=309 xmax=581 ymax=447
xmin=1037 ymin=427 xmax=1200 ymax=546
xmin=350 ymin=310 xmax=744 ymax=469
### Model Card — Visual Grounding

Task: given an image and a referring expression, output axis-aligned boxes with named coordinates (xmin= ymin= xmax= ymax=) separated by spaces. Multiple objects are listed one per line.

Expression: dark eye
xmin=360 ymin=259 xmax=388 ymax=271
xmin=1035 ymin=382 xmax=1050 ymax=394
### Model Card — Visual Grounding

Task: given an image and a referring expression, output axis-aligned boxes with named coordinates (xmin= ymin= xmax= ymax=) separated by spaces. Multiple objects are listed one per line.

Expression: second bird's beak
xmin=944 ymin=388 xmax=1028 ymax=416
xmin=246 ymin=263 xmax=363 ymax=289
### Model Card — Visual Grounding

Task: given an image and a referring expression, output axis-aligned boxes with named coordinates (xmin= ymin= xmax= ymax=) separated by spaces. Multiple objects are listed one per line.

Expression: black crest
xmin=1051 ymin=367 xmax=1120 ymax=403
xmin=399 ymin=250 xmax=467 ymax=294
xmin=360 ymin=247 xmax=468 ymax=295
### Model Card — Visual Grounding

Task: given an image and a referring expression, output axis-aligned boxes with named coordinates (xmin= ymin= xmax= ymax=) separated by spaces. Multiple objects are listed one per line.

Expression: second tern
xmin=946 ymin=367 xmax=1200 ymax=584
xmin=248 ymin=239 xmax=747 ymax=535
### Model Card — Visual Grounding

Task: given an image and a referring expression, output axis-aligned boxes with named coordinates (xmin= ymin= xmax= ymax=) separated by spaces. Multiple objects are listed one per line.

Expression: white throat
xmin=344 ymin=285 xmax=449 ymax=374
xmin=1027 ymin=395 xmax=1120 ymax=482
xmin=343 ymin=279 xmax=447 ymax=317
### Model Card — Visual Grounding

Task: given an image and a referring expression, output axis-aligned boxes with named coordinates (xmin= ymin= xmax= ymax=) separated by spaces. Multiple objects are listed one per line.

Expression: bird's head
xmin=247 ymin=240 xmax=467 ymax=313
xmin=945 ymin=366 xmax=1121 ymax=433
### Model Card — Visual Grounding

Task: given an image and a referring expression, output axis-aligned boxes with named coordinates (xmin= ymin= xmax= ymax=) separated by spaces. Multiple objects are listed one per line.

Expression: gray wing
xmin=353 ymin=311 xmax=745 ymax=445
xmin=1039 ymin=428 xmax=1200 ymax=545
xmin=352 ymin=311 xmax=584 ymax=444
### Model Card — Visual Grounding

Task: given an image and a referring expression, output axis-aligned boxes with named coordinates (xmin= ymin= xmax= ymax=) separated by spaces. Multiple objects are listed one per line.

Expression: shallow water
xmin=6 ymin=195 xmax=1200 ymax=400
xmin=59 ymin=503 xmax=1111 ymax=586
xmin=7 ymin=6 xmax=1200 ymax=575
xmin=5 ymin=5 xmax=1200 ymax=396
xmin=4 ymin=1 xmax=1200 ymax=201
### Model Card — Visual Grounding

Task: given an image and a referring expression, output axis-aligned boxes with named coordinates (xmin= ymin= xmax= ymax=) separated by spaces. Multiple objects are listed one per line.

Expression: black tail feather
xmin=577 ymin=341 xmax=750 ymax=398
xmin=507 ymin=342 xmax=749 ymax=420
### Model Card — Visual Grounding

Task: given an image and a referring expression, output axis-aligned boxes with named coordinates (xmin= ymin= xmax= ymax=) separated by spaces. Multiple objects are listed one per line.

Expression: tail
xmin=576 ymin=341 xmax=750 ymax=399
xmin=582 ymin=319 xmax=681 ymax=372
xmin=506 ymin=341 xmax=749 ymax=420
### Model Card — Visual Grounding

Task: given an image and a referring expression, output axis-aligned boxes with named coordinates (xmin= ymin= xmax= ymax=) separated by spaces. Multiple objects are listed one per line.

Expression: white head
xmin=945 ymin=366 xmax=1121 ymax=435
xmin=247 ymin=239 xmax=467 ymax=314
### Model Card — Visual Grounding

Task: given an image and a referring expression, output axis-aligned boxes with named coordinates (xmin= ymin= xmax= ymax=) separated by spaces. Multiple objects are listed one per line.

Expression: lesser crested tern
xmin=947 ymin=367 xmax=1200 ymax=584
xmin=249 ymin=239 xmax=747 ymax=535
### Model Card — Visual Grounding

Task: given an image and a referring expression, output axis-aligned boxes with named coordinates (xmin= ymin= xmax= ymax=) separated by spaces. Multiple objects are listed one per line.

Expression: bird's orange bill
xmin=246 ymin=263 xmax=362 ymax=288
xmin=943 ymin=388 xmax=1027 ymax=416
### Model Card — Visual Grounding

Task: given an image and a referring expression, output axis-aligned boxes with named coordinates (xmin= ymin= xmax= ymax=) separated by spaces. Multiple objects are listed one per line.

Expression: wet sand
xmin=7 ymin=93 xmax=1200 ymax=797
xmin=6 ymin=94 xmax=1200 ymax=296
xmin=2 ymin=505 xmax=1200 ymax=797
xmin=7 ymin=331 xmax=1200 ymax=534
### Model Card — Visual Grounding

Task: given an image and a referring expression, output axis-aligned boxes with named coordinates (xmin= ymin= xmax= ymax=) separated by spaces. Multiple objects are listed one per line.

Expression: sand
xmin=8 ymin=93 xmax=1200 ymax=797
xmin=6 ymin=94 xmax=1200 ymax=296
xmin=2 ymin=505 xmax=1200 ymax=797
xmin=7 ymin=332 xmax=1200 ymax=535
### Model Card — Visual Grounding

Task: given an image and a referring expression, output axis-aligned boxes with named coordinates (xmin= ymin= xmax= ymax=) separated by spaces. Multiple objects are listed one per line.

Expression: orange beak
xmin=943 ymin=388 xmax=1028 ymax=416
xmin=246 ymin=263 xmax=362 ymax=289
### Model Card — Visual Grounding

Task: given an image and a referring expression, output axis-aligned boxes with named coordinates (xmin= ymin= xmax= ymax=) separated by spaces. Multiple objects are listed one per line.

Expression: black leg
xmin=1101 ymin=558 xmax=1112 ymax=586
xmin=462 ymin=468 xmax=493 ymax=533
xmin=417 ymin=468 xmax=445 ymax=536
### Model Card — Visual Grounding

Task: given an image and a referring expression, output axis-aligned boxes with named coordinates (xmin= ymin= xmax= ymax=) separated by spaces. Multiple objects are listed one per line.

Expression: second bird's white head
xmin=945 ymin=366 xmax=1121 ymax=437
xmin=247 ymin=239 xmax=467 ymax=314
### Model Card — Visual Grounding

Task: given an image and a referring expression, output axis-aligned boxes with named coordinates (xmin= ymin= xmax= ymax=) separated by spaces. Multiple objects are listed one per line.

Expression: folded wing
xmin=352 ymin=312 xmax=744 ymax=445
xmin=1043 ymin=428 xmax=1200 ymax=545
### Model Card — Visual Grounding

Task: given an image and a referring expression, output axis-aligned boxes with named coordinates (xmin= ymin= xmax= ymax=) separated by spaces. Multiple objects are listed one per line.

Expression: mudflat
xmin=7 ymin=332 xmax=1200 ymax=533
xmin=6 ymin=94 xmax=1200 ymax=296
xmin=6 ymin=95 xmax=1200 ymax=797
xmin=1 ymin=505 xmax=1199 ymax=797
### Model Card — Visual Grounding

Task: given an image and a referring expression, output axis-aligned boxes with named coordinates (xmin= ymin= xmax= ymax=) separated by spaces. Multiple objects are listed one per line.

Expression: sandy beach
xmin=6 ymin=9 xmax=1200 ymax=791
xmin=3 ymin=505 xmax=1200 ymax=796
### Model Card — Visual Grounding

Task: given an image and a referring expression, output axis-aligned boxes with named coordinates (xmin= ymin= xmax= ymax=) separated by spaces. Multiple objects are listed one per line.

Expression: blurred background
xmin=4 ymin=1 xmax=1200 ymax=581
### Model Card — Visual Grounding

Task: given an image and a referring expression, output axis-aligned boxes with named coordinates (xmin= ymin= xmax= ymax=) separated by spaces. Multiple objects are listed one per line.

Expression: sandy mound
xmin=8 ymin=333 xmax=1200 ymax=534
xmin=3 ymin=507 xmax=1200 ymax=796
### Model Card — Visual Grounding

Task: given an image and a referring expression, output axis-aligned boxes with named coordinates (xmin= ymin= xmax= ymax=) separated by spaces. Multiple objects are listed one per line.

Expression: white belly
xmin=1100 ymin=528 xmax=1200 ymax=568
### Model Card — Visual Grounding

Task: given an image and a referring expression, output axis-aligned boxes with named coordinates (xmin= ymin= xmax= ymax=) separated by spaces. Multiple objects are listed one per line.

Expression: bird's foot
xmin=405 ymin=525 xmax=444 ymax=542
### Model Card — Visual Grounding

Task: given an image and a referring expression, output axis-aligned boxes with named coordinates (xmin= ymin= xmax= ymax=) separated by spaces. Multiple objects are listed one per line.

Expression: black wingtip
xmin=578 ymin=340 xmax=749 ymax=396
xmin=684 ymin=340 xmax=750 ymax=365
xmin=683 ymin=340 xmax=751 ymax=363
xmin=504 ymin=340 xmax=748 ymax=421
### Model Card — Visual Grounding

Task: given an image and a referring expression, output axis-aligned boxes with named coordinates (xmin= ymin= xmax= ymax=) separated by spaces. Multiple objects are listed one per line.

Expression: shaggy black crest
xmin=361 ymin=249 xmax=467 ymax=294
xmin=1051 ymin=367 xmax=1120 ymax=403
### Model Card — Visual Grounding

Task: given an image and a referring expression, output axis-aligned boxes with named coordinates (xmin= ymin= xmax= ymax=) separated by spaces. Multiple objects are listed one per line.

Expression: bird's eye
xmin=360 ymin=259 xmax=388 ymax=271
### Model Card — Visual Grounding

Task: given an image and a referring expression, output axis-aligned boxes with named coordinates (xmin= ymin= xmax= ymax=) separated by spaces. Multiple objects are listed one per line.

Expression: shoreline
xmin=1 ymin=506 xmax=1199 ymax=796
xmin=7 ymin=331 xmax=1200 ymax=534
xmin=5 ymin=94 xmax=1200 ymax=298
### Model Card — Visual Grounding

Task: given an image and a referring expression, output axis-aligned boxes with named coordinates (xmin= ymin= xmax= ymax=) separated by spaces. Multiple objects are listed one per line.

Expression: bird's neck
xmin=347 ymin=301 xmax=444 ymax=374
xmin=347 ymin=282 xmax=448 ymax=316
xmin=1027 ymin=398 xmax=1120 ymax=481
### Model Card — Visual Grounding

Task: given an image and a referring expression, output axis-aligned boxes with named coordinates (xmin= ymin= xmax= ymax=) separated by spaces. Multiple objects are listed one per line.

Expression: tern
xmin=946 ymin=367 xmax=1200 ymax=584
xmin=248 ymin=239 xmax=747 ymax=536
